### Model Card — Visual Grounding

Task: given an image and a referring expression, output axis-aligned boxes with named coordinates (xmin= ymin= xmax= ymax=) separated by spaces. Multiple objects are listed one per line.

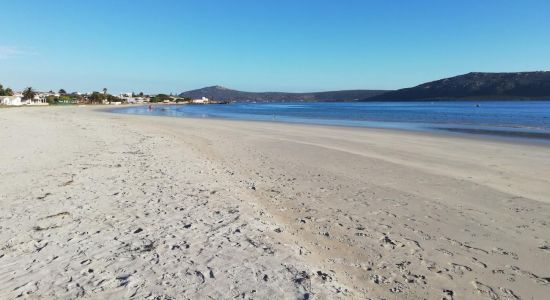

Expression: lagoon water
xmin=112 ymin=101 xmax=550 ymax=142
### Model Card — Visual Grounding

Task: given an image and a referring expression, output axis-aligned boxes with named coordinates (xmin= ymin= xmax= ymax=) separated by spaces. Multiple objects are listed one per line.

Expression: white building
xmin=192 ymin=97 xmax=210 ymax=104
xmin=1 ymin=95 xmax=48 ymax=106
xmin=1 ymin=96 xmax=22 ymax=106
xmin=38 ymin=92 xmax=60 ymax=98
xmin=119 ymin=93 xmax=148 ymax=104
xmin=125 ymin=97 xmax=146 ymax=104
xmin=21 ymin=95 xmax=49 ymax=105
xmin=119 ymin=92 xmax=133 ymax=98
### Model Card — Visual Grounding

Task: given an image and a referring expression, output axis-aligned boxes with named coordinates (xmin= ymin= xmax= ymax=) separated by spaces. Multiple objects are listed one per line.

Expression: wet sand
xmin=1 ymin=106 xmax=549 ymax=299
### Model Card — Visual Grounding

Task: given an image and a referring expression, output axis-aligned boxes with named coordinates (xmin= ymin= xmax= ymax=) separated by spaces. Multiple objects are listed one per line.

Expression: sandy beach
xmin=1 ymin=106 xmax=549 ymax=299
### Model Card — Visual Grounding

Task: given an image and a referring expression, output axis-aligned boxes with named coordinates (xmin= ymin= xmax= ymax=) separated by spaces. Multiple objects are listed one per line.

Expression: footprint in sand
xmin=34 ymin=211 xmax=72 ymax=231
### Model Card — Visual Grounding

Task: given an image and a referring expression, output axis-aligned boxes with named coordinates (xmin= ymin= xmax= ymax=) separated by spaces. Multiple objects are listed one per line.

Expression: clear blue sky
xmin=1 ymin=0 xmax=549 ymax=94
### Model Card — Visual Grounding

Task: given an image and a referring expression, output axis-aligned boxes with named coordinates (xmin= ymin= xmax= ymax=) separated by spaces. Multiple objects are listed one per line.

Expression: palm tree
xmin=102 ymin=88 xmax=107 ymax=95
xmin=23 ymin=87 xmax=36 ymax=100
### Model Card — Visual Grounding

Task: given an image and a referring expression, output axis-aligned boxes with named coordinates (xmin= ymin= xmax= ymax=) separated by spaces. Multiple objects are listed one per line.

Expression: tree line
xmin=0 ymin=84 xmax=15 ymax=96
xmin=149 ymin=94 xmax=192 ymax=103
xmin=0 ymin=83 xmax=36 ymax=99
xmin=1 ymin=83 xmax=194 ymax=105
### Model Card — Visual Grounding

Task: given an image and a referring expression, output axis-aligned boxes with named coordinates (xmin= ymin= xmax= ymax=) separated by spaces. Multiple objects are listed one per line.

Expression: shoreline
xmin=107 ymin=105 xmax=550 ymax=148
xmin=1 ymin=106 xmax=549 ymax=299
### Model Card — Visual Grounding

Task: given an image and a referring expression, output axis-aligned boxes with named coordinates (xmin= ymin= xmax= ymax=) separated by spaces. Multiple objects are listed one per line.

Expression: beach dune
xmin=1 ymin=106 xmax=549 ymax=299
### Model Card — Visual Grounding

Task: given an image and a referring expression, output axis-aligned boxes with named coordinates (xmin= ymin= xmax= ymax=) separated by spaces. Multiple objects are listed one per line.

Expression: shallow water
xmin=111 ymin=101 xmax=550 ymax=142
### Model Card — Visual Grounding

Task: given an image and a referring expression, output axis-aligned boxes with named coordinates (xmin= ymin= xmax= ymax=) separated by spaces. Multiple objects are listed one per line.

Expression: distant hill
xmin=179 ymin=86 xmax=388 ymax=102
xmin=367 ymin=72 xmax=550 ymax=101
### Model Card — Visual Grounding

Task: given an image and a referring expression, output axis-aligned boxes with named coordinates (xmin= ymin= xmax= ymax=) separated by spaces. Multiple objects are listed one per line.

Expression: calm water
xmin=111 ymin=101 xmax=550 ymax=142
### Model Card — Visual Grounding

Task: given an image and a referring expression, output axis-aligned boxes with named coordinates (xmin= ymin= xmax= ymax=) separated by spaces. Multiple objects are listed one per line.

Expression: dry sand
xmin=0 ymin=106 xmax=549 ymax=299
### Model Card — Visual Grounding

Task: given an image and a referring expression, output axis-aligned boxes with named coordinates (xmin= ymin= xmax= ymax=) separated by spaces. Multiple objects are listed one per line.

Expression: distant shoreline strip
xmin=436 ymin=127 xmax=550 ymax=140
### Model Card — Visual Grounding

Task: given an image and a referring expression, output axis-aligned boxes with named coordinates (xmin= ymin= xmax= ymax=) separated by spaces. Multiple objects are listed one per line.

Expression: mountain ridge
xmin=178 ymin=86 xmax=388 ymax=102
xmin=366 ymin=71 xmax=550 ymax=101
xmin=179 ymin=71 xmax=550 ymax=102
